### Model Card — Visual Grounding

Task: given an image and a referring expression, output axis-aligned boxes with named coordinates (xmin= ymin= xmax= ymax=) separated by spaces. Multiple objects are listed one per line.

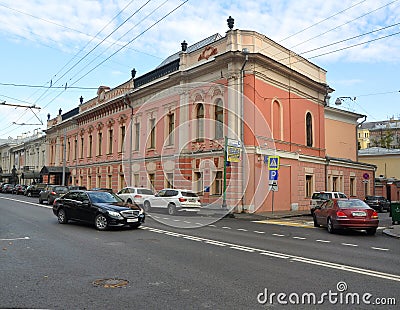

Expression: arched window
xmin=272 ymin=100 xmax=282 ymax=140
xmin=306 ymin=112 xmax=313 ymax=147
xmin=196 ymin=103 xmax=204 ymax=141
xmin=214 ymin=99 xmax=223 ymax=139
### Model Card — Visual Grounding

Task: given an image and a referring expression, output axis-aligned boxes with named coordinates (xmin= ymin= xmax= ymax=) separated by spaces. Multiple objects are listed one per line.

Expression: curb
xmin=382 ymin=228 xmax=400 ymax=239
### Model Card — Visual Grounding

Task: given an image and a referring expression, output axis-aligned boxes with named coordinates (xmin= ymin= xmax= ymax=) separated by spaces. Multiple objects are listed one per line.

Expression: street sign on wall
xmin=267 ymin=156 xmax=280 ymax=170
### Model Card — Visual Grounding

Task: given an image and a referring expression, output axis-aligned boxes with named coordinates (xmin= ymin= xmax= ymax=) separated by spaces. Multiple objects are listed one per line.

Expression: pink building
xmin=45 ymin=19 xmax=375 ymax=213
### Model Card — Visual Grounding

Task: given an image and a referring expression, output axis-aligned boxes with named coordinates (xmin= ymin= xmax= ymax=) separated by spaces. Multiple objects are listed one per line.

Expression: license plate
xmin=352 ymin=211 xmax=366 ymax=217
xmin=127 ymin=218 xmax=138 ymax=223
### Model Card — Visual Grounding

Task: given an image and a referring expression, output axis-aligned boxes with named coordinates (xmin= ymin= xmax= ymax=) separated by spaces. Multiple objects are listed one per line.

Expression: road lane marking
xmin=222 ymin=226 xmax=231 ymax=229
xmin=316 ymin=239 xmax=331 ymax=243
xmin=371 ymin=247 xmax=389 ymax=251
xmin=0 ymin=196 xmax=52 ymax=209
xmin=253 ymin=231 xmax=265 ymax=234
xmin=205 ymin=241 xmax=227 ymax=247
xmin=342 ymin=243 xmax=358 ymax=247
xmin=208 ymin=224 xmax=217 ymax=227
xmin=230 ymin=246 xmax=255 ymax=252
xmin=237 ymin=228 xmax=248 ymax=231
xmin=292 ymin=236 xmax=306 ymax=240
xmin=140 ymin=226 xmax=400 ymax=282
xmin=252 ymin=219 xmax=314 ymax=228
xmin=0 ymin=237 xmax=30 ymax=241
xmin=272 ymin=233 xmax=285 ymax=237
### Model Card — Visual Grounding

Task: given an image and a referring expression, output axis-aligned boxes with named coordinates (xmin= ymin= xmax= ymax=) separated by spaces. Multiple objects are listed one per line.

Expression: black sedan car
xmin=364 ymin=196 xmax=390 ymax=212
xmin=52 ymin=190 xmax=145 ymax=230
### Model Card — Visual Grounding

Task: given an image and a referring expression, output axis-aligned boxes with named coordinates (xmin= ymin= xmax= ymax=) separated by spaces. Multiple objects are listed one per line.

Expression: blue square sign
xmin=269 ymin=170 xmax=278 ymax=181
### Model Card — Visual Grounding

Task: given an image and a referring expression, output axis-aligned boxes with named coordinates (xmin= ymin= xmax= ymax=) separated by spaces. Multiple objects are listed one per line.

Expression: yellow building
xmin=358 ymin=147 xmax=400 ymax=179
xmin=357 ymin=128 xmax=370 ymax=149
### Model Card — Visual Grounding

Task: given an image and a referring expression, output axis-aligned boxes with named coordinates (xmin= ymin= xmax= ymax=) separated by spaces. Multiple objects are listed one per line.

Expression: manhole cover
xmin=92 ymin=278 xmax=129 ymax=288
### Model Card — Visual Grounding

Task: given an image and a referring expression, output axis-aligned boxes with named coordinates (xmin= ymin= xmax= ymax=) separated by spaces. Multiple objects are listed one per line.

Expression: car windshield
xmin=182 ymin=191 xmax=198 ymax=197
xmin=338 ymin=200 xmax=369 ymax=209
xmin=54 ymin=186 xmax=68 ymax=193
xmin=138 ymin=189 xmax=154 ymax=195
xmin=88 ymin=191 xmax=123 ymax=203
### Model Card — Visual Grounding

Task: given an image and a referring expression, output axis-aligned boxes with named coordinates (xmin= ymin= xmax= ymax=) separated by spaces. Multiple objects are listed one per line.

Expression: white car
xmin=117 ymin=187 xmax=155 ymax=207
xmin=143 ymin=188 xmax=201 ymax=215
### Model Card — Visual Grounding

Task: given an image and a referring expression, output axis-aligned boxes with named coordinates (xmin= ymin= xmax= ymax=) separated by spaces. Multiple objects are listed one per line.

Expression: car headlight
xmin=108 ymin=210 xmax=123 ymax=219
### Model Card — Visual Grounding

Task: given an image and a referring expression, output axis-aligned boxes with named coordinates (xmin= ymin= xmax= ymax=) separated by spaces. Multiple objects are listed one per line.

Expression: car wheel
xmin=313 ymin=214 xmax=320 ymax=227
xmin=366 ymin=228 xmax=377 ymax=236
xmin=95 ymin=214 xmax=108 ymax=231
xmin=327 ymin=218 xmax=335 ymax=234
xmin=144 ymin=201 xmax=151 ymax=213
xmin=167 ymin=204 xmax=176 ymax=216
xmin=57 ymin=209 xmax=68 ymax=224
xmin=130 ymin=223 xmax=141 ymax=229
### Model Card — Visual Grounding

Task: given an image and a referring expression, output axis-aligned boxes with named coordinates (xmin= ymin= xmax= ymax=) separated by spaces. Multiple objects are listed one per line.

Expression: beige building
xmin=358 ymin=147 xmax=400 ymax=179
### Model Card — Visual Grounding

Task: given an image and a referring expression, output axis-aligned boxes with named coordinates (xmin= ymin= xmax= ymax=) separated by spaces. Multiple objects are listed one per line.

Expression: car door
xmin=74 ymin=192 xmax=96 ymax=223
xmin=151 ymin=189 xmax=167 ymax=208
xmin=315 ymin=200 xmax=332 ymax=226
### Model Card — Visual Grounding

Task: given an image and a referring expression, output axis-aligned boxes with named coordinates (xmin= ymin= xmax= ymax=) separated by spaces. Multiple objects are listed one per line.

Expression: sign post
xmin=267 ymin=156 xmax=280 ymax=214
xmin=222 ymin=137 xmax=242 ymax=209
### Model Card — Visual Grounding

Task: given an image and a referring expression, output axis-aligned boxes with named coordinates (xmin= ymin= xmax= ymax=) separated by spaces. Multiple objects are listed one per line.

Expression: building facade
xmin=45 ymin=20 xmax=375 ymax=212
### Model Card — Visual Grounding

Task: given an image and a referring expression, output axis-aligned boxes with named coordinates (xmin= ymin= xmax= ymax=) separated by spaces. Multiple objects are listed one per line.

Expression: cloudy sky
xmin=0 ymin=0 xmax=399 ymax=139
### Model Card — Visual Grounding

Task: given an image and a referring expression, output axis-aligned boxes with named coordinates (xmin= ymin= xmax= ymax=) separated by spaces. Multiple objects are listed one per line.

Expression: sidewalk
xmin=383 ymin=225 xmax=400 ymax=238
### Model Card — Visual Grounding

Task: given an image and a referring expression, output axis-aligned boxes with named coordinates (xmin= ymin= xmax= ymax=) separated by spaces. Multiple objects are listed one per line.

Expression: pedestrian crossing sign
xmin=267 ymin=156 xmax=280 ymax=170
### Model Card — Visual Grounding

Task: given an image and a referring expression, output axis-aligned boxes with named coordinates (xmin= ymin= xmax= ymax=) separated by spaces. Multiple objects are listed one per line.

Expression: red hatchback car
xmin=313 ymin=198 xmax=379 ymax=235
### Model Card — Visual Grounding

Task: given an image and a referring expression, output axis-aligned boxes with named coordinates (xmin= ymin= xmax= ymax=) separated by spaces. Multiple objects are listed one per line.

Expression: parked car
xmin=52 ymin=190 xmax=145 ymax=230
xmin=90 ymin=188 xmax=114 ymax=193
xmin=310 ymin=191 xmax=347 ymax=214
xmin=364 ymin=196 xmax=390 ymax=213
xmin=2 ymin=183 xmax=14 ymax=194
xmin=313 ymin=198 xmax=379 ymax=235
xmin=12 ymin=184 xmax=27 ymax=195
xmin=39 ymin=185 xmax=69 ymax=205
xmin=143 ymin=188 xmax=201 ymax=215
xmin=68 ymin=186 xmax=87 ymax=191
xmin=117 ymin=187 xmax=155 ymax=207
xmin=25 ymin=183 xmax=47 ymax=197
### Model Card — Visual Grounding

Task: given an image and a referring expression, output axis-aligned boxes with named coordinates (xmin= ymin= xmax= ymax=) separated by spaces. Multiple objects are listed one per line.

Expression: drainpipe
xmin=240 ymin=49 xmax=249 ymax=212
xmin=325 ymin=156 xmax=330 ymax=191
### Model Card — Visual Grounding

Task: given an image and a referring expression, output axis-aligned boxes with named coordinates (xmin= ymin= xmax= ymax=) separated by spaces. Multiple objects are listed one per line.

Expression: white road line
xmin=142 ymin=226 xmax=400 ymax=282
xmin=342 ymin=243 xmax=358 ymax=247
xmin=205 ymin=241 xmax=227 ymax=247
xmin=162 ymin=217 xmax=170 ymax=220
xmin=222 ymin=226 xmax=231 ymax=229
xmin=184 ymin=221 xmax=192 ymax=224
xmin=253 ymin=231 xmax=265 ymax=234
xmin=173 ymin=219 xmax=181 ymax=222
xmin=371 ymin=247 xmax=389 ymax=251
xmin=208 ymin=224 xmax=217 ymax=227
xmin=230 ymin=246 xmax=255 ymax=253
xmin=195 ymin=223 xmax=203 ymax=226
xmin=272 ymin=233 xmax=285 ymax=237
xmin=316 ymin=239 xmax=331 ymax=243
xmin=0 ymin=237 xmax=30 ymax=241
xmin=237 ymin=228 xmax=248 ymax=231
xmin=0 ymin=196 xmax=52 ymax=209
xmin=260 ymin=252 xmax=291 ymax=259
xmin=293 ymin=236 xmax=306 ymax=240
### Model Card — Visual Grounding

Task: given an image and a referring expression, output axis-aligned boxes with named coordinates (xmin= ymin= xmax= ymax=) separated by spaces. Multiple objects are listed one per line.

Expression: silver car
xmin=143 ymin=189 xmax=201 ymax=215
xmin=117 ymin=187 xmax=155 ymax=207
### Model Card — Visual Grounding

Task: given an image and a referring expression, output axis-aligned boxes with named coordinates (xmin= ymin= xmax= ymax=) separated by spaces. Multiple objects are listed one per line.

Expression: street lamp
xmin=335 ymin=96 xmax=356 ymax=105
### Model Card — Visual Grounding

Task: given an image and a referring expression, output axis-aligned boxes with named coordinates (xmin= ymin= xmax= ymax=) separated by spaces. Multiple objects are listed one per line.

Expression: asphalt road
xmin=1 ymin=194 xmax=399 ymax=309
